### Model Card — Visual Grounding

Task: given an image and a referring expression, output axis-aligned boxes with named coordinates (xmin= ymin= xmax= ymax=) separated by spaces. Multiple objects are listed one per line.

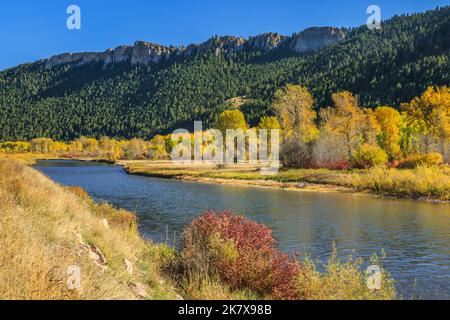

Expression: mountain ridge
xmin=44 ymin=27 xmax=346 ymax=68
xmin=0 ymin=6 xmax=449 ymax=141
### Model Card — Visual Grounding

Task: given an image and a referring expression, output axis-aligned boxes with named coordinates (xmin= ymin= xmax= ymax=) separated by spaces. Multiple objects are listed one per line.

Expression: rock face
xmin=45 ymin=41 xmax=175 ymax=68
xmin=289 ymin=27 xmax=346 ymax=53
xmin=44 ymin=27 xmax=346 ymax=69
xmin=131 ymin=41 xmax=175 ymax=65
xmin=246 ymin=33 xmax=287 ymax=52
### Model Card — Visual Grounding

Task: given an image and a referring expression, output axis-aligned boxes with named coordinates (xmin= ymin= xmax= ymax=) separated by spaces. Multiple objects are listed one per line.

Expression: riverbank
xmin=0 ymin=158 xmax=181 ymax=300
xmin=2 ymin=158 xmax=399 ymax=300
xmin=2 ymin=152 xmax=448 ymax=201
xmin=121 ymin=161 xmax=450 ymax=202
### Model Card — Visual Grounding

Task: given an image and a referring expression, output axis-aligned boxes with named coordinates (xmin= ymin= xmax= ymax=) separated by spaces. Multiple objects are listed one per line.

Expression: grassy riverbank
xmin=122 ymin=161 xmax=450 ymax=202
xmin=0 ymin=158 xmax=179 ymax=300
xmin=0 ymin=158 xmax=397 ymax=300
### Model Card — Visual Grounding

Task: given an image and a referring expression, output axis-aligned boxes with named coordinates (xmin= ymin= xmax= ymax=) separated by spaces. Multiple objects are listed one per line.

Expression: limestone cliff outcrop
xmin=44 ymin=27 xmax=346 ymax=68
xmin=289 ymin=27 xmax=346 ymax=53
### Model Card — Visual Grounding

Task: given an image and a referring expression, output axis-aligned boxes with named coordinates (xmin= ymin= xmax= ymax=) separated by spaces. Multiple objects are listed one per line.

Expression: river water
xmin=34 ymin=160 xmax=450 ymax=299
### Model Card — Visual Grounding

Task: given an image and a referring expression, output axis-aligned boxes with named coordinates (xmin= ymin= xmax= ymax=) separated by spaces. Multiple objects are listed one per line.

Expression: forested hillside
xmin=0 ymin=6 xmax=449 ymax=141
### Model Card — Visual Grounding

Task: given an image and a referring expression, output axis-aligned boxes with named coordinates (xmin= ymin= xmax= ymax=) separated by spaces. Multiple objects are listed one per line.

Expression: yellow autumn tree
xmin=124 ymin=138 xmax=147 ymax=160
xmin=257 ymin=116 xmax=281 ymax=131
xmin=217 ymin=110 xmax=248 ymax=134
xmin=70 ymin=139 xmax=83 ymax=154
xmin=99 ymin=136 xmax=123 ymax=161
xmin=257 ymin=116 xmax=281 ymax=141
xmin=374 ymin=107 xmax=403 ymax=160
xmin=320 ymin=91 xmax=364 ymax=158
xmin=148 ymin=135 xmax=170 ymax=160
xmin=30 ymin=138 xmax=54 ymax=153
xmin=361 ymin=108 xmax=381 ymax=146
xmin=273 ymin=85 xmax=319 ymax=143
xmin=402 ymin=86 xmax=450 ymax=152
xmin=0 ymin=141 xmax=31 ymax=153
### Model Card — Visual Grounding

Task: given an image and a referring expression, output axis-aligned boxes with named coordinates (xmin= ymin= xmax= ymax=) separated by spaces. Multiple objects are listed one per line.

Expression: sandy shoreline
xmin=166 ymin=175 xmax=353 ymax=193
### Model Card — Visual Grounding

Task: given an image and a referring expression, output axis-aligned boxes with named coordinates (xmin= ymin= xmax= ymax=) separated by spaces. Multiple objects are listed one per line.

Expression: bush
xmin=351 ymin=144 xmax=388 ymax=168
xmin=174 ymin=211 xmax=398 ymax=300
xmin=180 ymin=211 xmax=300 ymax=299
xmin=398 ymin=152 xmax=444 ymax=168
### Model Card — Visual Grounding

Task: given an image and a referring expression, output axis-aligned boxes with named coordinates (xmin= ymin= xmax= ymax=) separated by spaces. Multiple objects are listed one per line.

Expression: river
xmin=34 ymin=160 xmax=450 ymax=299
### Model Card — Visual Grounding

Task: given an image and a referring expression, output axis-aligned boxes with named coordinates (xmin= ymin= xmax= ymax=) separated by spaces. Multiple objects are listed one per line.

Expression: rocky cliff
xmin=289 ymin=27 xmax=346 ymax=53
xmin=44 ymin=27 xmax=346 ymax=68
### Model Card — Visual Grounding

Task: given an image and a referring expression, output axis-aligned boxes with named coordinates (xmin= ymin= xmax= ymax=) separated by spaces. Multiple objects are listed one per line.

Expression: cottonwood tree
xmin=374 ymin=107 xmax=403 ymax=160
xmin=124 ymin=139 xmax=147 ymax=159
xmin=257 ymin=116 xmax=281 ymax=161
xmin=217 ymin=110 xmax=249 ymax=163
xmin=257 ymin=116 xmax=281 ymax=142
xmin=320 ymin=91 xmax=364 ymax=159
xmin=272 ymin=85 xmax=319 ymax=167
xmin=361 ymin=108 xmax=381 ymax=146
xmin=273 ymin=85 xmax=319 ymax=143
xmin=402 ymin=86 xmax=450 ymax=153
xmin=30 ymin=138 xmax=55 ymax=153
xmin=217 ymin=110 xmax=249 ymax=133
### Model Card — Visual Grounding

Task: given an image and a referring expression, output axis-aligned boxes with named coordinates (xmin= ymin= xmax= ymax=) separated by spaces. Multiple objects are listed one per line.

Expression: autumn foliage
xmin=1 ymin=85 xmax=448 ymax=169
xmin=180 ymin=211 xmax=300 ymax=299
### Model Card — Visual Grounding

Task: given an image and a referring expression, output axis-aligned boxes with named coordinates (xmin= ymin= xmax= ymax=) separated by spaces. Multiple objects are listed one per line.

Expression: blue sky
xmin=0 ymin=0 xmax=449 ymax=70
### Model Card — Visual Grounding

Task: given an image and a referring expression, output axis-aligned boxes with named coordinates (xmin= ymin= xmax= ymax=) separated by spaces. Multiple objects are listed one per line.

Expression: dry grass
xmin=179 ymin=274 xmax=259 ymax=300
xmin=296 ymin=252 xmax=396 ymax=300
xmin=0 ymin=159 xmax=179 ymax=300
xmin=0 ymin=152 xmax=61 ymax=165
xmin=342 ymin=166 xmax=450 ymax=200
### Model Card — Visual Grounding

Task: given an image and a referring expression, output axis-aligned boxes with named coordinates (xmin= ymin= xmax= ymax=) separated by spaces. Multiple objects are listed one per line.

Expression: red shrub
xmin=180 ymin=211 xmax=300 ymax=299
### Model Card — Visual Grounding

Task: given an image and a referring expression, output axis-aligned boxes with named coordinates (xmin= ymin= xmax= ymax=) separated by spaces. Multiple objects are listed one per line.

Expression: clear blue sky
xmin=1 ymin=0 xmax=449 ymax=70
